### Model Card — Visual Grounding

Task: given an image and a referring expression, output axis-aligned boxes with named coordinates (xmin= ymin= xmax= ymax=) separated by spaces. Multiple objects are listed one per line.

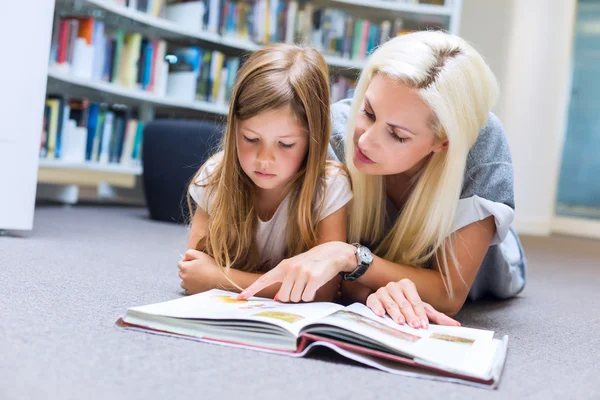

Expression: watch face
xmin=358 ymin=246 xmax=374 ymax=264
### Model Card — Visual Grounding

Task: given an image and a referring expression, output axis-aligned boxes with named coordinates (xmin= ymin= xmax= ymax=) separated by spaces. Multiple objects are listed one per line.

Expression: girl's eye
xmin=388 ymin=130 xmax=406 ymax=143
xmin=279 ymin=142 xmax=295 ymax=149
xmin=243 ymin=136 xmax=258 ymax=143
xmin=361 ymin=108 xmax=375 ymax=120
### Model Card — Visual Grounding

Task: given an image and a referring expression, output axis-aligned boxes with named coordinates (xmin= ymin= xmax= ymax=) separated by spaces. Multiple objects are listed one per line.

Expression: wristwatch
xmin=340 ymin=243 xmax=374 ymax=282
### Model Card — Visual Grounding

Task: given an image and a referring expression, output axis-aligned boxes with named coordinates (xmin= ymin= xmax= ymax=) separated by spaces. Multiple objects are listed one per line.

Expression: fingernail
xmin=273 ymin=294 xmax=279 ymax=302
xmin=238 ymin=291 xmax=247 ymax=299
xmin=411 ymin=320 xmax=420 ymax=328
xmin=421 ymin=319 xmax=428 ymax=329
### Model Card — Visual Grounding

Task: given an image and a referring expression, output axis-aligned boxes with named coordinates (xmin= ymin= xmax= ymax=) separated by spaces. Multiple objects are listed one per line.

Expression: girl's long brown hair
xmin=188 ymin=44 xmax=335 ymax=274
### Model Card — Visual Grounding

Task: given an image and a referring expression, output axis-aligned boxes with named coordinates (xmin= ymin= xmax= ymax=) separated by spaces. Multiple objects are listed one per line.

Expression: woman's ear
xmin=432 ymin=140 xmax=449 ymax=154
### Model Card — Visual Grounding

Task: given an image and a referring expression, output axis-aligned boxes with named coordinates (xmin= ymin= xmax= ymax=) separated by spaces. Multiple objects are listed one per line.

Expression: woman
xmin=239 ymin=31 xmax=526 ymax=329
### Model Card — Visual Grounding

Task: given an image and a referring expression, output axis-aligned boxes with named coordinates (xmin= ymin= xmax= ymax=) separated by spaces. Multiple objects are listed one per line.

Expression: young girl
xmin=178 ymin=44 xmax=352 ymax=302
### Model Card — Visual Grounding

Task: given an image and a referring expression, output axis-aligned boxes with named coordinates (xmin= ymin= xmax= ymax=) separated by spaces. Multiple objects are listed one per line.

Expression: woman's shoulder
xmin=468 ymin=112 xmax=512 ymax=166
xmin=462 ymin=112 xmax=514 ymax=208
xmin=329 ymin=99 xmax=353 ymax=162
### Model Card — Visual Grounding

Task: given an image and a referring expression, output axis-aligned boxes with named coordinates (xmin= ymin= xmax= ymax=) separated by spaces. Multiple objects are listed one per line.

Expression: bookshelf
xmin=48 ymin=66 xmax=230 ymax=115
xmin=40 ymin=0 xmax=463 ymax=204
xmin=39 ymin=158 xmax=143 ymax=175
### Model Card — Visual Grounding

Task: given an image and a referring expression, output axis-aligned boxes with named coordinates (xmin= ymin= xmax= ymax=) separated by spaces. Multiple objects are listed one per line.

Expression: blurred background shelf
xmin=38 ymin=158 xmax=142 ymax=175
xmin=39 ymin=0 xmax=463 ymax=205
xmin=47 ymin=67 xmax=230 ymax=115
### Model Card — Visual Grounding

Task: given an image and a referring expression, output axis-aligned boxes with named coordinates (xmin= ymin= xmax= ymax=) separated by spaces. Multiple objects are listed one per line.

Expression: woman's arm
xmin=185 ymin=207 xmax=348 ymax=301
xmin=293 ymin=205 xmax=347 ymax=302
xmin=239 ymin=216 xmax=495 ymax=322
xmin=359 ymin=216 xmax=496 ymax=316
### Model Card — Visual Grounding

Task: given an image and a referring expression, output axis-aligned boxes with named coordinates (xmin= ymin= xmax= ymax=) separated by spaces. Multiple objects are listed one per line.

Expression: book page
xmin=307 ymin=303 xmax=496 ymax=378
xmin=127 ymin=289 xmax=343 ymax=336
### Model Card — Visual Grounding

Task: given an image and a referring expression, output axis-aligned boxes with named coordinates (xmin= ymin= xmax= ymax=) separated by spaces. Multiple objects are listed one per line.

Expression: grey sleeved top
xmin=330 ymin=99 xmax=526 ymax=300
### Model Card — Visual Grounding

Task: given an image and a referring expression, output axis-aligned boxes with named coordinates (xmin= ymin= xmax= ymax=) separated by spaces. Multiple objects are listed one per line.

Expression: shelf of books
xmin=39 ymin=0 xmax=462 ymax=203
xmin=328 ymin=0 xmax=454 ymax=16
xmin=38 ymin=159 xmax=142 ymax=175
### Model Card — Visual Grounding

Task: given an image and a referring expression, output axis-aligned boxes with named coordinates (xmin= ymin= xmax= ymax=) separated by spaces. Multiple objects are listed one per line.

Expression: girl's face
xmin=353 ymin=74 xmax=447 ymax=177
xmin=237 ymin=105 xmax=309 ymax=193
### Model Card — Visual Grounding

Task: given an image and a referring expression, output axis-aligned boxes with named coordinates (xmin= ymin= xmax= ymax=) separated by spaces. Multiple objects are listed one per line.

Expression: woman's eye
xmin=361 ymin=109 xmax=375 ymax=120
xmin=243 ymin=136 xmax=258 ymax=143
xmin=388 ymin=130 xmax=406 ymax=143
xmin=279 ymin=142 xmax=295 ymax=149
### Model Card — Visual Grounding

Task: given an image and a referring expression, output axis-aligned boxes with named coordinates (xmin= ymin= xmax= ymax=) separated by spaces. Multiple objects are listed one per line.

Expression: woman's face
xmin=352 ymin=74 xmax=447 ymax=176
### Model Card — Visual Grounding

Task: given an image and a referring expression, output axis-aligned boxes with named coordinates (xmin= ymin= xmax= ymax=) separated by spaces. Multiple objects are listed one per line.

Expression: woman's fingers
xmin=424 ymin=303 xmax=461 ymax=326
xmin=289 ymin=270 xmax=309 ymax=303
xmin=376 ymin=289 xmax=405 ymax=325
xmin=301 ymin=275 xmax=322 ymax=302
xmin=277 ymin=266 xmax=299 ymax=302
xmin=380 ymin=286 xmax=416 ymax=328
xmin=397 ymin=280 xmax=428 ymax=329
xmin=238 ymin=267 xmax=284 ymax=300
xmin=366 ymin=293 xmax=385 ymax=317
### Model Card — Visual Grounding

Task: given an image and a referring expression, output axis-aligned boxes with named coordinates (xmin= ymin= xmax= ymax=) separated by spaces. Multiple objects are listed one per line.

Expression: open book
xmin=117 ymin=289 xmax=508 ymax=389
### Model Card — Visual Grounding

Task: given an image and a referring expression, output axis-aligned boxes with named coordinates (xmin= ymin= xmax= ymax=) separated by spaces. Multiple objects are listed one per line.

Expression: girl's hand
xmin=366 ymin=279 xmax=461 ymax=329
xmin=178 ymin=249 xmax=220 ymax=295
xmin=237 ymin=241 xmax=356 ymax=302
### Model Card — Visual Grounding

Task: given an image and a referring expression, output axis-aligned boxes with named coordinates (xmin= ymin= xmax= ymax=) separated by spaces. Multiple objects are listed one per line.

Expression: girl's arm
xmin=187 ymin=206 xmax=209 ymax=249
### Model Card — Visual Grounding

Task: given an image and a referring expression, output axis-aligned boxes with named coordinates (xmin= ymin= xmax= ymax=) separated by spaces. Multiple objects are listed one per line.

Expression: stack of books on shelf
xmin=107 ymin=0 xmax=428 ymax=60
xmin=41 ymin=95 xmax=144 ymax=168
xmin=49 ymin=16 xmax=170 ymax=96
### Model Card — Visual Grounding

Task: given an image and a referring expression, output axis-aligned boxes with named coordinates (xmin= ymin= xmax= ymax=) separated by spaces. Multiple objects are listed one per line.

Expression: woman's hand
xmin=367 ymin=279 xmax=460 ymax=329
xmin=178 ymin=249 xmax=220 ymax=295
xmin=237 ymin=241 xmax=356 ymax=302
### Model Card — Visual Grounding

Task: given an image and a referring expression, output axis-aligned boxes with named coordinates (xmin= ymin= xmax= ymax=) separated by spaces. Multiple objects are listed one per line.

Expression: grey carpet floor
xmin=1 ymin=204 xmax=599 ymax=400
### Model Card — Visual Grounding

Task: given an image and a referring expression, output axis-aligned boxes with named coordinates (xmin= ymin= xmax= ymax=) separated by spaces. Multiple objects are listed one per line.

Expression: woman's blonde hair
xmin=346 ymin=31 xmax=499 ymax=298
xmin=188 ymin=43 xmax=334 ymax=274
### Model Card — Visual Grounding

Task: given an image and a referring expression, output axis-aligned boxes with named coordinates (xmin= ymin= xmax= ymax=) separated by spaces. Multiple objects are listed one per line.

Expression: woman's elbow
xmin=436 ymin=287 xmax=469 ymax=317
xmin=445 ymin=293 xmax=468 ymax=317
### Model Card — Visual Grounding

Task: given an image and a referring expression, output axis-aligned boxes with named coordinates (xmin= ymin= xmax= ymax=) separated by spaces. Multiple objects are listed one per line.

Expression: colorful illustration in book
xmin=239 ymin=304 xmax=273 ymax=310
xmin=253 ymin=311 xmax=305 ymax=323
xmin=429 ymin=333 xmax=475 ymax=345
xmin=330 ymin=310 xmax=421 ymax=343
xmin=211 ymin=295 xmax=249 ymax=304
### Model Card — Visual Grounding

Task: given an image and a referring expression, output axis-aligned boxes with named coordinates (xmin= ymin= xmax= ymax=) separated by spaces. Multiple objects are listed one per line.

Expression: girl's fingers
xmin=289 ymin=270 xmax=309 ymax=303
xmin=377 ymin=290 xmax=405 ymax=325
xmin=424 ymin=303 xmax=461 ymax=326
xmin=184 ymin=249 xmax=203 ymax=260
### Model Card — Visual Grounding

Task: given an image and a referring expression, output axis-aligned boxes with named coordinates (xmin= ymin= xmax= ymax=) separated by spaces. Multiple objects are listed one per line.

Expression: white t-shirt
xmin=189 ymin=157 xmax=353 ymax=269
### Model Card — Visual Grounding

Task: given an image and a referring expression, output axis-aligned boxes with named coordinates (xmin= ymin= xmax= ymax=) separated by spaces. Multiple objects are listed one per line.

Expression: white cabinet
xmin=0 ymin=0 xmax=55 ymax=230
